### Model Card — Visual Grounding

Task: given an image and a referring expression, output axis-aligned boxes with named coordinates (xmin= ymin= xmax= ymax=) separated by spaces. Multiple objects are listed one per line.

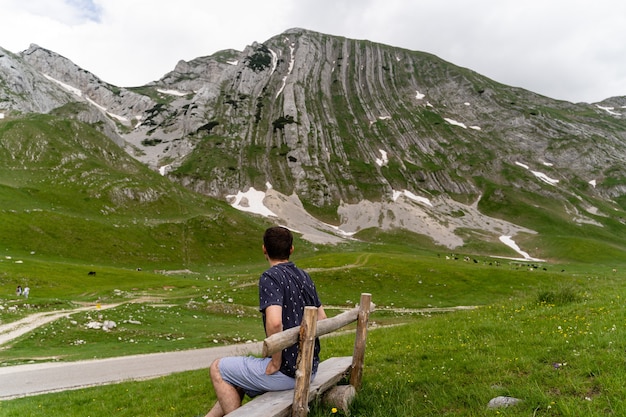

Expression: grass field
xmin=3 ymin=114 xmax=626 ymax=415
xmin=2 ymin=246 xmax=626 ymax=416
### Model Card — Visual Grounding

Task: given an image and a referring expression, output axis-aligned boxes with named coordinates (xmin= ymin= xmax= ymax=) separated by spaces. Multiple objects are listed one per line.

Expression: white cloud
xmin=1 ymin=0 xmax=99 ymax=25
xmin=0 ymin=0 xmax=624 ymax=102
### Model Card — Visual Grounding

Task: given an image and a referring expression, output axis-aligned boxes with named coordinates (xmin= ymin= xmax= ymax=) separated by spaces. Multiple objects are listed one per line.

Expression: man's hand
xmin=265 ymin=355 xmax=281 ymax=375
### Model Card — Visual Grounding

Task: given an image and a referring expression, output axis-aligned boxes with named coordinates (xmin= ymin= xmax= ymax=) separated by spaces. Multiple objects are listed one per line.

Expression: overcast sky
xmin=1 ymin=0 xmax=624 ymax=103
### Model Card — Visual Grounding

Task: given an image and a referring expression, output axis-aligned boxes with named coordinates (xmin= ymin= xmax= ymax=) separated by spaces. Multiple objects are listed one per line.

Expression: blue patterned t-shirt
xmin=259 ymin=262 xmax=322 ymax=377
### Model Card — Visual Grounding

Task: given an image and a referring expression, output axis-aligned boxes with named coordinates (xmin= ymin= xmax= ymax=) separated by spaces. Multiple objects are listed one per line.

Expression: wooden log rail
xmin=262 ymin=297 xmax=374 ymax=357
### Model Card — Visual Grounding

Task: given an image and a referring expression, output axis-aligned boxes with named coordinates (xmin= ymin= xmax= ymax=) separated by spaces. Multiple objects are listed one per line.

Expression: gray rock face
xmin=7 ymin=31 xmax=626 ymax=207
xmin=0 ymin=46 xmax=76 ymax=113
xmin=124 ymin=28 xmax=626 ymax=208
xmin=20 ymin=44 xmax=155 ymax=117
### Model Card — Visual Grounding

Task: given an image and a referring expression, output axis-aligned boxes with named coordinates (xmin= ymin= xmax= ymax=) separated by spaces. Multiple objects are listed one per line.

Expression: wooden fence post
xmin=292 ymin=306 xmax=318 ymax=417
xmin=349 ymin=293 xmax=371 ymax=390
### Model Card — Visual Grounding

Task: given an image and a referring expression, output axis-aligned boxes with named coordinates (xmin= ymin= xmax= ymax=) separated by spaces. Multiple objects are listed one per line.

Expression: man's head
xmin=263 ymin=226 xmax=293 ymax=261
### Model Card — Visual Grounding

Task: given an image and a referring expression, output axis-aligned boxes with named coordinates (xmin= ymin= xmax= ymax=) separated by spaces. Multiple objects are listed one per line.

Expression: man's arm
xmin=317 ymin=305 xmax=327 ymax=321
xmin=264 ymin=305 xmax=283 ymax=375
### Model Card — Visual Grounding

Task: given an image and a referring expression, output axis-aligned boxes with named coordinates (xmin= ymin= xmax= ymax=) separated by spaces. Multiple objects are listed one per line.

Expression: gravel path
xmin=0 ymin=303 xmax=121 ymax=346
xmin=0 ymin=342 xmax=261 ymax=400
xmin=0 ymin=303 xmax=261 ymax=400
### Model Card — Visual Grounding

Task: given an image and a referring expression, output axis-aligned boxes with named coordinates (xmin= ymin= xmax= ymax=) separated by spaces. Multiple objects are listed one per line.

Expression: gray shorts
xmin=219 ymin=356 xmax=309 ymax=398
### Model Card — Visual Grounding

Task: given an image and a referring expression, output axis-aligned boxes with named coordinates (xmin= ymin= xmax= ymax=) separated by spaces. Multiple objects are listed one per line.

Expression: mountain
xmin=2 ymin=28 xmax=626 ymax=262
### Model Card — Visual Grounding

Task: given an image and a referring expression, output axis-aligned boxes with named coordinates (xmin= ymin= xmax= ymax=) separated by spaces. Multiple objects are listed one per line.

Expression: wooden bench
xmin=227 ymin=293 xmax=374 ymax=417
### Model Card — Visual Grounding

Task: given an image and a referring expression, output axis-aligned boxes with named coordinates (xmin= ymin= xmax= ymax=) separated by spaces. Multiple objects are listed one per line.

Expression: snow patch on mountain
xmin=226 ymin=184 xmax=277 ymax=218
xmin=375 ymin=149 xmax=388 ymax=167
xmin=596 ymin=105 xmax=621 ymax=116
xmin=276 ymin=43 xmax=295 ymax=98
xmin=269 ymin=48 xmax=278 ymax=75
xmin=444 ymin=117 xmax=481 ymax=131
xmin=42 ymin=73 xmax=82 ymax=96
xmin=499 ymin=236 xmax=544 ymax=262
xmin=393 ymin=190 xmax=432 ymax=207
xmin=444 ymin=118 xmax=467 ymax=129
xmin=157 ymin=88 xmax=187 ymax=97
xmin=516 ymin=161 xmax=559 ymax=185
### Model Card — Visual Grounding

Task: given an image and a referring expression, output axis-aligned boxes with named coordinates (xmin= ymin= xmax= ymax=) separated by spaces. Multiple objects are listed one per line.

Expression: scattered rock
xmin=86 ymin=321 xmax=102 ymax=329
xmin=487 ymin=396 xmax=522 ymax=409
xmin=86 ymin=320 xmax=117 ymax=331
xmin=102 ymin=320 xmax=117 ymax=331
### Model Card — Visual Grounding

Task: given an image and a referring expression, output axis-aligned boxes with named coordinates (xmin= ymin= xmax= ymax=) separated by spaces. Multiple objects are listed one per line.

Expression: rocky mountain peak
xmin=2 ymin=29 xmax=626 ymax=252
xmin=0 ymin=45 xmax=76 ymax=113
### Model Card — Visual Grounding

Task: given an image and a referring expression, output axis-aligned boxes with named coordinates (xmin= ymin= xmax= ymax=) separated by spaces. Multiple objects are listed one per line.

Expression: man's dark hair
xmin=263 ymin=226 xmax=293 ymax=260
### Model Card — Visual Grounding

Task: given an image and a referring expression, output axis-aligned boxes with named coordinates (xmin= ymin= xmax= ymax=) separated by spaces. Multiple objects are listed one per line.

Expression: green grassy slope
xmin=1 ymin=118 xmax=626 ymax=415
xmin=0 ymin=114 xmax=272 ymax=268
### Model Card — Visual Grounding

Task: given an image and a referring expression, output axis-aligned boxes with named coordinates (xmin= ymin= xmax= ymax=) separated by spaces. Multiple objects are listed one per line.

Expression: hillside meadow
xmin=2 ymin=242 xmax=626 ymax=416
xmin=3 ymin=116 xmax=626 ymax=415
xmin=3 ymin=63 xmax=626 ymax=416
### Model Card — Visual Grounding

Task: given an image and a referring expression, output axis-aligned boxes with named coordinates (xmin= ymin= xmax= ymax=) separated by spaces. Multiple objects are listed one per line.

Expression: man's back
xmin=259 ymin=262 xmax=322 ymax=377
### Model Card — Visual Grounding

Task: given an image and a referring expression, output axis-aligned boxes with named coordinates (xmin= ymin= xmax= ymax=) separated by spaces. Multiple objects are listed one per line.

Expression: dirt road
xmin=0 ymin=302 xmax=474 ymax=400
xmin=0 ymin=342 xmax=261 ymax=400
xmin=0 ymin=303 xmax=122 ymax=346
xmin=0 ymin=303 xmax=262 ymax=400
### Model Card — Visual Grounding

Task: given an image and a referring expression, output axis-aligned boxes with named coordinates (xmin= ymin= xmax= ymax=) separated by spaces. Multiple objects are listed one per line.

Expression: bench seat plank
xmin=226 ymin=356 xmax=352 ymax=417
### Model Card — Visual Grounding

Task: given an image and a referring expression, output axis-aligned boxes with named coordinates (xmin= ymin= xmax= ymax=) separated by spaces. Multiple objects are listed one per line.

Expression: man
xmin=204 ymin=226 xmax=327 ymax=416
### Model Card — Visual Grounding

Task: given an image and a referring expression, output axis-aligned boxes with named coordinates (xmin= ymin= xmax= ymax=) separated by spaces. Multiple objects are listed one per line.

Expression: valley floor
xmin=0 ymin=301 xmax=475 ymax=400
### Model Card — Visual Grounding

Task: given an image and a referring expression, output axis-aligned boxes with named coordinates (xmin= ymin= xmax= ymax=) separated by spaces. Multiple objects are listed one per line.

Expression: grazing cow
xmin=88 ymin=271 xmax=96 ymax=276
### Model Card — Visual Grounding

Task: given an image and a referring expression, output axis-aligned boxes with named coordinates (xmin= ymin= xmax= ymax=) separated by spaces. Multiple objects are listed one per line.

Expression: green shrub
xmin=140 ymin=138 xmax=163 ymax=146
xmin=244 ymin=44 xmax=272 ymax=72
xmin=536 ymin=285 xmax=583 ymax=305
xmin=272 ymin=115 xmax=295 ymax=130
